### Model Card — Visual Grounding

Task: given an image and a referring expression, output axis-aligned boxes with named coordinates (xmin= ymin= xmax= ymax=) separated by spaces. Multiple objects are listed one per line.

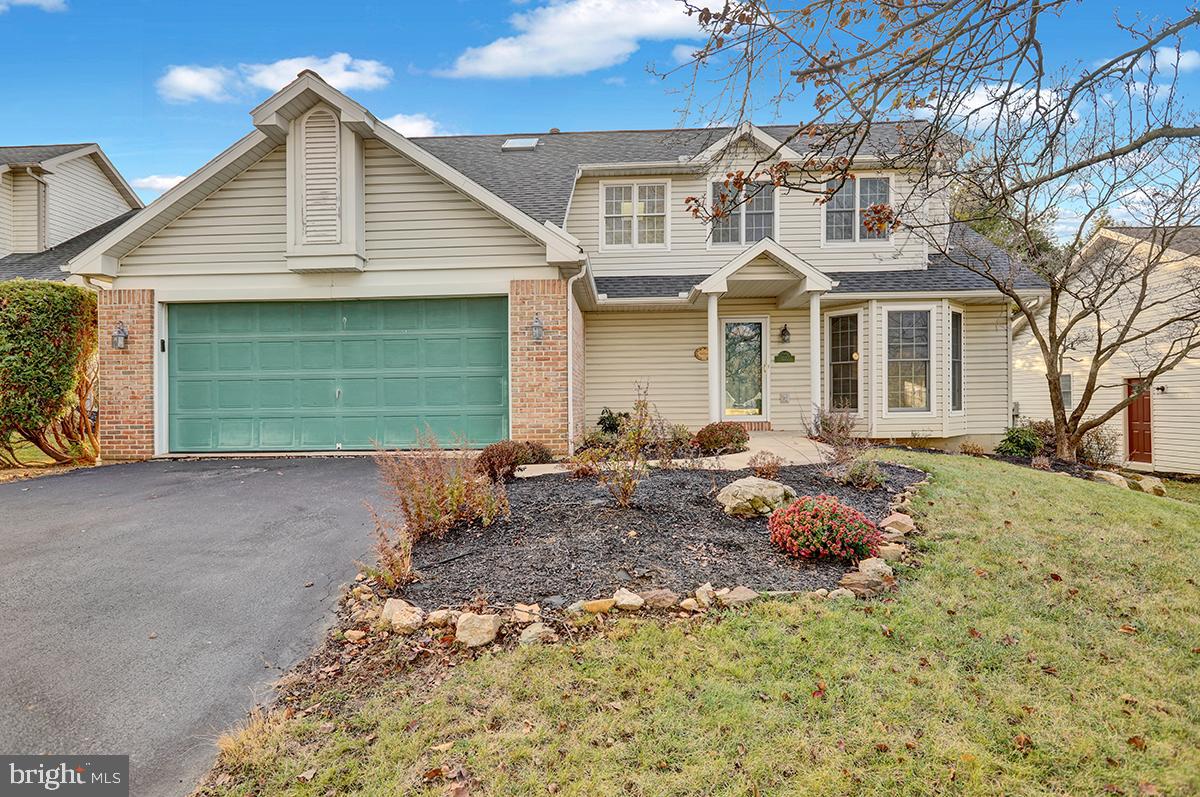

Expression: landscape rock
xmin=877 ymin=542 xmax=906 ymax=562
xmin=858 ymin=558 xmax=895 ymax=580
xmin=565 ymin=600 xmax=586 ymax=615
xmin=827 ymin=588 xmax=855 ymax=600
xmin=694 ymin=582 xmax=716 ymax=608
xmin=582 ymin=598 xmax=616 ymax=614
xmin=1090 ymin=470 xmax=1129 ymax=489
xmin=425 ymin=608 xmax=460 ymax=628
xmin=1129 ymin=474 xmax=1167 ymax=496
xmin=519 ymin=622 xmax=557 ymax=646
xmin=455 ymin=613 xmax=502 ymax=647
xmin=838 ymin=571 xmax=887 ymax=598
xmin=381 ymin=598 xmax=425 ymax=634
xmin=612 ymin=588 xmax=645 ymax=611
xmin=717 ymin=586 xmax=759 ymax=607
xmin=715 ymin=476 xmax=799 ymax=518
xmin=880 ymin=513 xmax=916 ymax=534
xmin=343 ymin=630 xmax=367 ymax=643
xmin=808 ymin=588 xmax=829 ymax=599
xmin=511 ymin=603 xmax=541 ymax=623
xmin=639 ymin=588 xmax=680 ymax=609
xmin=679 ymin=598 xmax=701 ymax=612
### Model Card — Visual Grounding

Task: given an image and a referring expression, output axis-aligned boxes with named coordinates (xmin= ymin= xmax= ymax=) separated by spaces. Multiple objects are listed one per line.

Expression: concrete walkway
xmin=516 ymin=432 xmax=829 ymax=477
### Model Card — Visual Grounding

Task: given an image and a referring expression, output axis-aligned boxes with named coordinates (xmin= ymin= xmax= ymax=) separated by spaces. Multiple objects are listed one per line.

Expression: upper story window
xmin=711 ymin=182 xmax=775 ymax=245
xmin=603 ymin=182 xmax=667 ymax=248
xmin=825 ymin=176 xmax=890 ymax=243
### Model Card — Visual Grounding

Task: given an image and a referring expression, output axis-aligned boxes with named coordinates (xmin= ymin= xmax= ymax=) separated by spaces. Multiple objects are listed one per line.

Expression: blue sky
xmin=0 ymin=0 xmax=1191 ymax=202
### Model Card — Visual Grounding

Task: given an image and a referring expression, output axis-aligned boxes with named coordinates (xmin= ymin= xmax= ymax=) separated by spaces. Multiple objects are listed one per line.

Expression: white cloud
xmin=671 ymin=43 xmax=697 ymax=64
xmin=381 ymin=113 xmax=447 ymax=137
xmin=130 ymin=174 xmax=186 ymax=193
xmin=241 ymin=53 xmax=393 ymax=92
xmin=156 ymin=53 xmax=393 ymax=103
xmin=440 ymin=0 xmax=701 ymax=78
xmin=602 ymin=75 xmax=626 ymax=86
xmin=0 ymin=0 xmax=67 ymax=11
xmin=1153 ymin=46 xmax=1200 ymax=73
xmin=157 ymin=65 xmax=237 ymax=103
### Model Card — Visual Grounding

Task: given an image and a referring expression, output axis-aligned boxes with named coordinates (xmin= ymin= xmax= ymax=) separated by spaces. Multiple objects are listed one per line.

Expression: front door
xmin=722 ymin=318 xmax=767 ymax=420
xmin=1126 ymin=378 xmax=1153 ymax=463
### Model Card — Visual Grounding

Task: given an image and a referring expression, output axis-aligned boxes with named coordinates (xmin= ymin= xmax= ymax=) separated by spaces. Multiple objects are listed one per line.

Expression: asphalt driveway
xmin=0 ymin=457 xmax=380 ymax=796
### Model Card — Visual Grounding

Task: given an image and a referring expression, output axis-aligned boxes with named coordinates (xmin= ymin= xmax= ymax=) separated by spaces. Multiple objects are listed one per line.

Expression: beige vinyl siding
xmin=363 ymin=139 xmax=547 ymax=270
xmin=118 ymin=140 xmax=553 ymax=295
xmin=959 ymin=303 xmax=1011 ymax=435
xmin=45 ymin=154 xmax=133 ymax=247
xmin=10 ymin=171 xmax=41 ymax=252
xmin=567 ymin=144 xmax=935 ymax=279
xmin=585 ymin=299 xmax=814 ymax=432
xmin=1150 ymin=357 xmax=1200 ymax=474
xmin=0 ymin=171 xmax=12 ymax=256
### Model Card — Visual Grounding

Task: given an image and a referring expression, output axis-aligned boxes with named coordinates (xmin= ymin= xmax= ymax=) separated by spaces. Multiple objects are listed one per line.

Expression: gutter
xmin=564 ymin=261 xmax=590 ymax=454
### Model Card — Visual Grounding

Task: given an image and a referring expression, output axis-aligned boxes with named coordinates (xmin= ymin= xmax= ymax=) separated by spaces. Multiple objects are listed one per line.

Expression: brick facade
xmin=97 ymin=289 xmax=155 ymax=460
xmin=509 ymin=279 xmax=570 ymax=455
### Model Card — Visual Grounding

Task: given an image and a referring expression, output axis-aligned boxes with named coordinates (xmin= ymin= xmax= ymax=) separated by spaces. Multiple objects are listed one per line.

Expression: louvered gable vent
xmin=302 ymin=108 xmax=340 ymax=244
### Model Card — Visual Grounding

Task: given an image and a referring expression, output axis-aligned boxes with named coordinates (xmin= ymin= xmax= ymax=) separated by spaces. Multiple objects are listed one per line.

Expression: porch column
xmin=707 ymin=292 xmax=722 ymax=422
xmin=809 ymin=290 xmax=822 ymax=417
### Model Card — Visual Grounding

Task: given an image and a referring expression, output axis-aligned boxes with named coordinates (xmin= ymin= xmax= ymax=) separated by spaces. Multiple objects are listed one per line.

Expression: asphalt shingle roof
xmin=410 ymin=122 xmax=928 ymax=226
xmin=592 ymin=225 xmax=1045 ymax=299
xmin=0 ymin=143 xmax=92 ymax=166
xmin=0 ymin=211 xmax=137 ymax=282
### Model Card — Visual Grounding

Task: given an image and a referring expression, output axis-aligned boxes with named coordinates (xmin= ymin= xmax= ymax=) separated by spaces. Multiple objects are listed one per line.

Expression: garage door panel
xmin=169 ymin=298 xmax=508 ymax=452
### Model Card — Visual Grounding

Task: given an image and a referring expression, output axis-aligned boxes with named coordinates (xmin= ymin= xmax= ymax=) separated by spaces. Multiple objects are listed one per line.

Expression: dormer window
xmin=601 ymin=181 xmax=668 ymax=248
xmin=825 ymin=176 xmax=890 ymax=243
xmin=711 ymin=182 xmax=775 ymax=245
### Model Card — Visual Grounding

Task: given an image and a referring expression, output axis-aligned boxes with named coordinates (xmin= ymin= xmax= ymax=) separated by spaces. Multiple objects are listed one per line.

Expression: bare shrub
xmin=748 ymin=450 xmax=783 ymax=480
xmin=364 ymin=519 xmax=415 ymax=589
xmin=1078 ymin=425 xmax=1121 ymax=468
xmin=959 ymin=441 xmax=987 ymax=457
xmin=843 ymin=457 xmax=885 ymax=491
xmin=806 ymin=407 xmax=867 ymax=469
xmin=594 ymin=387 xmax=654 ymax=507
xmin=373 ymin=433 xmax=509 ymax=540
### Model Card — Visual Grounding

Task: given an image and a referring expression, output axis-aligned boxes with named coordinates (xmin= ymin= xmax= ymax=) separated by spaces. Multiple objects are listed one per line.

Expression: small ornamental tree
xmin=768 ymin=494 xmax=882 ymax=562
xmin=0 ymin=280 xmax=98 ymax=466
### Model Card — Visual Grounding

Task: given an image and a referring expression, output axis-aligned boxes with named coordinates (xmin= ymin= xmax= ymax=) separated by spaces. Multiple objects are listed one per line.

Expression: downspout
xmin=25 ymin=167 xmax=49 ymax=250
xmin=565 ymin=261 xmax=589 ymax=455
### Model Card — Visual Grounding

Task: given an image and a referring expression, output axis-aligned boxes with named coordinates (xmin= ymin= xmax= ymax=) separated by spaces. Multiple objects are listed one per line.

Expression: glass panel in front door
xmin=724 ymin=321 xmax=764 ymax=416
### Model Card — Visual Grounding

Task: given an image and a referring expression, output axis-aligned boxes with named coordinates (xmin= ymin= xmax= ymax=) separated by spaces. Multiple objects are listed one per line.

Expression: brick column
xmin=510 ymin=279 xmax=570 ymax=455
xmin=97 ymin=289 xmax=155 ymax=460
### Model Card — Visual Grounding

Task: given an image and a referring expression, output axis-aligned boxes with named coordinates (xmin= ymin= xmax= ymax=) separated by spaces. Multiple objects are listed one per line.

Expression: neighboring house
xmin=70 ymin=71 xmax=1044 ymax=460
xmin=0 ymin=143 xmax=142 ymax=282
xmin=1012 ymin=227 xmax=1200 ymax=475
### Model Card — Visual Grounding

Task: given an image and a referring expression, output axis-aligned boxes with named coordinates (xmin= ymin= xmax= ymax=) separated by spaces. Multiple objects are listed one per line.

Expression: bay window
xmin=887 ymin=309 xmax=931 ymax=411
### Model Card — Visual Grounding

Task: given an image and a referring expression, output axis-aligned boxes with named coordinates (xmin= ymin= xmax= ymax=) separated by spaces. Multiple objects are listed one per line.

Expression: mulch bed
xmin=401 ymin=463 xmax=924 ymax=610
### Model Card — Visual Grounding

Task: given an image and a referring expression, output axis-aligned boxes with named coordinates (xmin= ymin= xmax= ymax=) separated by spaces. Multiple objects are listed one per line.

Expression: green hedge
xmin=0 ymin=279 xmax=97 ymax=443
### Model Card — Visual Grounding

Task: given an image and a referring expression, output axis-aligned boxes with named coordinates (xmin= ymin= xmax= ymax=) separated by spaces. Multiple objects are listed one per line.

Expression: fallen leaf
xmin=1041 ymin=665 xmax=1059 ymax=676
xmin=1118 ymin=624 xmax=1138 ymax=635
xmin=1138 ymin=782 xmax=1161 ymax=795
xmin=431 ymin=742 xmax=453 ymax=752
xmin=1104 ymin=785 xmax=1126 ymax=795
xmin=1049 ymin=573 xmax=1062 ymax=581
xmin=423 ymin=767 xmax=445 ymax=782
xmin=875 ymin=743 xmax=890 ymax=752
xmin=968 ymin=627 xmax=982 ymax=639
xmin=1000 ymin=634 xmax=1017 ymax=646
xmin=297 ymin=768 xmax=317 ymax=783
xmin=1127 ymin=736 xmax=1147 ymax=751
xmin=812 ymin=681 xmax=827 ymax=700
xmin=1012 ymin=733 xmax=1033 ymax=751
xmin=1106 ymin=757 xmax=1121 ymax=768
xmin=881 ymin=626 xmax=894 ymax=638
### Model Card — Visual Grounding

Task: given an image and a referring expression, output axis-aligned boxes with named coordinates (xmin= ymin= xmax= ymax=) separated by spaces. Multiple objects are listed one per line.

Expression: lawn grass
xmin=1163 ymin=478 xmax=1200 ymax=507
xmin=203 ymin=452 xmax=1200 ymax=797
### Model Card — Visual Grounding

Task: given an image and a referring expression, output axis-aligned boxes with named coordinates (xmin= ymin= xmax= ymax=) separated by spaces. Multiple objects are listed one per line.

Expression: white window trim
xmin=598 ymin=178 xmax=671 ymax=251
xmin=824 ymin=309 xmax=865 ymax=417
xmin=949 ymin=307 xmax=965 ymax=416
xmin=705 ymin=177 xmax=781 ymax=249
xmin=820 ymin=172 xmax=894 ymax=247
xmin=882 ymin=303 xmax=938 ymax=418
xmin=719 ymin=315 xmax=771 ymax=422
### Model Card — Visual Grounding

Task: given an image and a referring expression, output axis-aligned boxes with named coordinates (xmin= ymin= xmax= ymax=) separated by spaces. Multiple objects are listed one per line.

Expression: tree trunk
xmin=1055 ymin=432 xmax=1078 ymax=463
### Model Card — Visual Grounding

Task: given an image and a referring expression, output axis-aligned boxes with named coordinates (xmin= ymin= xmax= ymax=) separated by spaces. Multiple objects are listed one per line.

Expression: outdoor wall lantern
xmin=779 ymin=324 xmax=791 ymax=343
xmin=531 ymin=313 xmax=544 ymax=341
xmin=1156 ymin=384 xmax=1167 ymax=393
xmin=111 ymin=321 xmax=129 ymax=350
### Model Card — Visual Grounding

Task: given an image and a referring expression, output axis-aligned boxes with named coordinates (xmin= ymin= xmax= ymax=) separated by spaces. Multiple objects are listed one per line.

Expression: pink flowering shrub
xmin=768 ymin=494 xmax=882 ymax=562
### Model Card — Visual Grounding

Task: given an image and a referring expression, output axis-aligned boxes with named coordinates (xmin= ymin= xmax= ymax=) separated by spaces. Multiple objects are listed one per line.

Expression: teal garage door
xmin=167 ymin=298 xmax=508 ymax=452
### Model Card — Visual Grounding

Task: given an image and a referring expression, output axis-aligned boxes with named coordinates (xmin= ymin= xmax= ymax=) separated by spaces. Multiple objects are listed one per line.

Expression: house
xmin=0 ymin=143 xmax=142 ymax=282
xmin=69 ymin=71 xmax=1044 ymax=460
xmin=1012 ymin=227 xmax=1200 ymax=475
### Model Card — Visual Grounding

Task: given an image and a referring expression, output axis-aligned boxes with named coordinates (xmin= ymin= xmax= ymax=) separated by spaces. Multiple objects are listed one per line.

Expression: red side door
xmin=1126 ymin=379 xmax=1153 ymax=463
